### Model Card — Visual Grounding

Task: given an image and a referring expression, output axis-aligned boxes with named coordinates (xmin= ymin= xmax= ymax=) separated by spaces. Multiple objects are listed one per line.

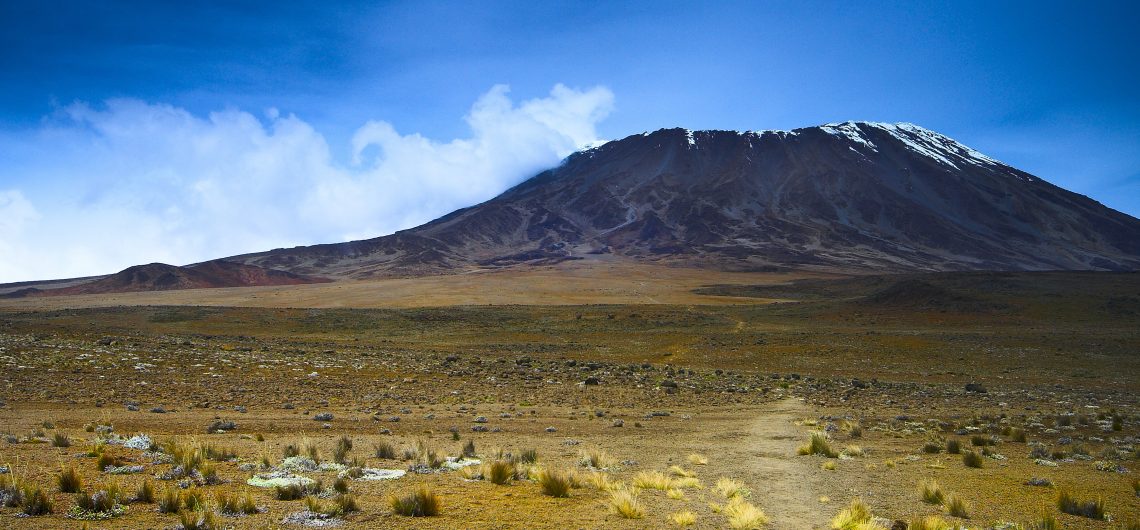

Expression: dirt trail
xmin=738 ymin=397 xmax=830 ymax=528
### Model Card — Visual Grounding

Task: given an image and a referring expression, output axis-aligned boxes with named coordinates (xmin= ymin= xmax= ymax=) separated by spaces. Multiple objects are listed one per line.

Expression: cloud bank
xmin=0 ymin=84 xmax=614 ymax=283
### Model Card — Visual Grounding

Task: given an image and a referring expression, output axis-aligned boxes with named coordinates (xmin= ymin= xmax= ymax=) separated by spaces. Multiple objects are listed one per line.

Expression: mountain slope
xmin=231 ymin=121 xmax=1140 ymax=278
xmin=15 ymin=260 xmax=330 ymax=297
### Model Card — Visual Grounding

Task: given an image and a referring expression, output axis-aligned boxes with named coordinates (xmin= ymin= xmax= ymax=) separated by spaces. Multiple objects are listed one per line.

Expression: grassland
xmin=0 ymin=269 xmax=1136 ymax=528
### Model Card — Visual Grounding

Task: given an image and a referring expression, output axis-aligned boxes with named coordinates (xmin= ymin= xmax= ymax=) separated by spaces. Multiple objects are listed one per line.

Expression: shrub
xmin=333 ymin=476 xmax=350 ymax=494
xmin=962 ymin=451 xmax=983 ymax=468
xmin=487 ymin=460 xmax=516 ymax=485
xmin=58 ymin=465 xmax=83 ymax=493
xmin=21 ymin=484 xmax=53 ymax=515
xmin=75 ymin=486 xmax=123 ymax=514
xmin=1056 ymin=488 xmax=1105 ymax=519
xmin=609 ymin=488 xmax=644 ymax=519
xmin=944 ymin=494 xmax=969 ymax=518
xmin=538 ymin=468 xmax=572 ymax=497
xmin=283 ymin=443 xmax=300 ymax=458
xmin=1009 ymin=428 xmax=1027 ymax=443
xmin=52 ymin=432 xmax=72 ymax=448
xmin=830 ymin=499 xmax=872 ymax=530
xmin=671 ymin=510 xmax=697 ymax=526
xmin=843 ymin=445 xmax=864 ymax=458
xmin=798 ymin=433 xmax=838 ymax=458
xmin=518 ymin=448 xmax=537 ymax=464
xmin=374 ymin=441 xmax=396 ymax=460
xmin=390 ymin=486 xmax=440 ymax=517
xmin=462 ymin=439 xmax=476 ymax=459
xmin=920 ymin=479 xmax=944 ymax=505
xmin=945 ymin=439 xmax=961 ymax=454
xmin=714 ymin=477 xmax=749 ymax=499
xmin=135 ymin=479 xmax=155 ymax=503
xmin=922 ymin=440 xmax=943 ymax=454
xmin=687 ymin=453 xmax=708 ymax=465
xmin=821 ymin=460 xmax=836 ymax=471
xmin=724 ymin=496 xmax=767 ymax=529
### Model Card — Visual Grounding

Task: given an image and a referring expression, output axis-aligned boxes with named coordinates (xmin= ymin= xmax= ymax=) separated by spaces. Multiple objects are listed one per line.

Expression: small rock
xmin=965 ymin=383 xmax=987 ymax=393
xmin=313 ymin=412 xmax=334 ymax=422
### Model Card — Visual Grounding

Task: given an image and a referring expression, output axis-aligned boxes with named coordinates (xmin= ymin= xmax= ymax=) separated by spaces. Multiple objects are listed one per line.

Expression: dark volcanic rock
xmin=226 ymin=122 xmax=1139 ymax=277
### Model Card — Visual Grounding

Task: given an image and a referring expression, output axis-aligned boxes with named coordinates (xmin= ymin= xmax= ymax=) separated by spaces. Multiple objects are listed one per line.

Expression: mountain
xmin=229 ymin=121 xmax=1140 ymax=278
xmin=8 ymin=261 xmax=329 ymax=297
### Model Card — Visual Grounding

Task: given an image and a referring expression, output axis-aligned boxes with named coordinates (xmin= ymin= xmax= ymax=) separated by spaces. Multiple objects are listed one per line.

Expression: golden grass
xmin=831 ymin=499 xmax=873 ymax=530
xmin=668 ymin=465 xmax=695 ymax=478
xmin=723 ymin=496 xmax=768 ymax=529
xmin=609 ymin=488 xmax=644 ymax=519
xmin=671 ymin=510 xmax=697 ymax=526
xmin=687 ymin=453 xmax=709 ymax=465
xmin=944 ymin=494 xmax=969 ymax=518
xmin=537 ymin=468 xmax=572 ymax=498
xmin=578 ymin=448 xmax=615 ymax=469
xmin=633 ymin=470 xmax=673 ymax=490
xmin=711 ymin=477 xmax=748 ymax=499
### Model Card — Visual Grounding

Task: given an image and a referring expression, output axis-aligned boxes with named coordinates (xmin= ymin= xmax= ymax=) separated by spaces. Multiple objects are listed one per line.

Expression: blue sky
xmin=1 ymin=1 xmax=1138 ymax=282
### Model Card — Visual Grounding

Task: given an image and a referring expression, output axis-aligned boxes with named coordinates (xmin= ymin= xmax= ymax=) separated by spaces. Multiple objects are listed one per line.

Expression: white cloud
xmin=0 ymin=84 xmax=614 ymax=283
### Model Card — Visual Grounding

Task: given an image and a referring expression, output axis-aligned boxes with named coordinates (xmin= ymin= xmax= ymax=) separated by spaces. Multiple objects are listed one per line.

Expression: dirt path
xmin=738 ymin=397 xmax=830 ymax=528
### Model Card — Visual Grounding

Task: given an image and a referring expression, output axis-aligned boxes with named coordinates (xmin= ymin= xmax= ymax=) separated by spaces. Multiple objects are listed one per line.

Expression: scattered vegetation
xmin=687 ymin=453 xmax=708 ymax=466
xmin=52 ymin=432 xmax=72 ymax=448
xmin=216 ymin=491 xmax=258 ymax=515
xmin=962 ymin=451 xmax=983 ymax=468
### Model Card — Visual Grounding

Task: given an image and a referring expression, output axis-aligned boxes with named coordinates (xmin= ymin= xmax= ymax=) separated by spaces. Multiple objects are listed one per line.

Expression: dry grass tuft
xmin=1056 ymin=488 xmax=1105 ymax=519
xmin=944 ymin=494 xmax=969 ymax=518
xmin=587 ymin=472 xmax=620 ymax=492
xmin=830 ymin=499 xmax=873 ymax=530
xmin=609 ymin=488 xmax=644 ymax=519
xmin=486 ymin=460 xmax=516 ymax=485
xmin=909 ymin=515 xmax=953 ymax=530
xmin=58 ymin=465 xmax=82 ymax=493
xmin=671 ymin=510 xmax=697 ymax=526
xmin=537 ymin=468 xmax=572 ymax=498
xmin=633 ymin=470 xmax=672 ymax=490
xmin=919 ymin=479 xmax=944 ymax=505
xmin=961 ymin=451 xmax=983 ymax=468
xmin=578 ymin=448 xmax=614 ymax=469
xmin=390 ymin=486 xmax=441 ymax=517
xmin=373 ymin=441 xmax=396 ymax=460
xmin=668 ymin=465 xmax=695 ymax=478
xmin=687 ymin=453 xmax=708 ymax=466
xmin=723 ymin=496 xmax=768 ymax=529
xmin=798 ymin=433 xmax=839 ymax=458
xmin=714 ymin=477 xmax=749 ymax=499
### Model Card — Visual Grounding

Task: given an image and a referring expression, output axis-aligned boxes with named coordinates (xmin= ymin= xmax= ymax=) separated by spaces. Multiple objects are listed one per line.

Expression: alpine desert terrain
xmin=0 ymin=124 xmax=1138 ymax=529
